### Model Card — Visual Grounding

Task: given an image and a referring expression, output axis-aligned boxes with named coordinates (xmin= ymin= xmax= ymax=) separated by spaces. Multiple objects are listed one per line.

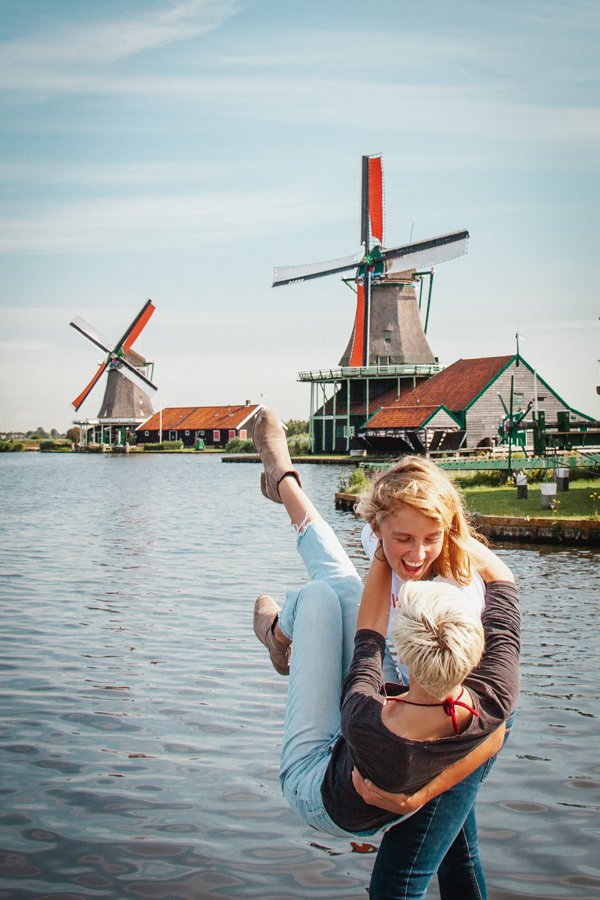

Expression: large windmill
xmin=272 ymin=155 xmax=469 ymax=452
xmin=70 ymin=300 xmax=157 ymax=447
xmin=273 ymin=154 xmax=469 ymax=368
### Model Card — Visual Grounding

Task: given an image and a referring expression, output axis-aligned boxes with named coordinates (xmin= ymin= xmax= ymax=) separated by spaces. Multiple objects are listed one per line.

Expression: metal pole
xmin=424 ymin=270 xmax=435 ymax=334
xmin=322 ymin=384 xmax=326 ymax=453
xmin=333 ymin=380 xmax=337 ymax=453
xmin=346 ymin=377 xmax=351 ymax=453
xmin=508 ymin=375 xmax=514 ymax=477
xmin=309 ymin=381 xmax=315 ymax=453
xmin=361 ymin=156 xmax=371 ymax=367
xmin=363 ymin=271 xmax=371 ymax=366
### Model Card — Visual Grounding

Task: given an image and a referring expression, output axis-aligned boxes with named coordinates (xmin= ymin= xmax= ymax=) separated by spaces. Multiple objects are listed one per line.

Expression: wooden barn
xmin=359 ymin=353 xmax=596 ymax=455
xmin=137 ymin=403 xmax=261 ymax=448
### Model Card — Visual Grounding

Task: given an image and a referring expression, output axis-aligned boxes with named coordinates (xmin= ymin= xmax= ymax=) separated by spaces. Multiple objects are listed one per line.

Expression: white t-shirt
xmin=361 ymin=522 xmax=486 ymax=654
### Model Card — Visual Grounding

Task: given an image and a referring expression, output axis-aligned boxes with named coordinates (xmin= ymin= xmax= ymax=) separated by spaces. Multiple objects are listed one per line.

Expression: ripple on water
xmin=0 ymin=454 xmax=598 ymax=898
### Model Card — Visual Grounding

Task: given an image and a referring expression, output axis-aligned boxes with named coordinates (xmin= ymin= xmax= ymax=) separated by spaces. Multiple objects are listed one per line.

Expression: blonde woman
xmin=252 ymin=409 xmax=520 ymax=900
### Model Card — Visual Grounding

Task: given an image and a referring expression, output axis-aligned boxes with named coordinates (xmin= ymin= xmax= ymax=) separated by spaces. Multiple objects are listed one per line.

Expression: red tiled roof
xmin=138 ymin=405 xmax=260 ymax=431
xmin=385 ymin=356 xmax=512 ymax=411
xmin=366 ymin=405 xmax=446 ymax=429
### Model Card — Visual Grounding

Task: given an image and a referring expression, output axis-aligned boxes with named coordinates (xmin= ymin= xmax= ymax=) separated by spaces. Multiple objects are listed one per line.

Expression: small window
xmin=213 ymin=430 xmax=220 ymax=441
xmin=185 ymin=430 xmax=190 ymax=436
xmin=144 ymin=431 xmax=149 ymax=436
xmin=513 ymin=392 xmax=525 ymax=406
xmin=239 ymin=429 xmax=247 ymax=440
xmin=229 ymin=429 xmax=236 ymax=440
xmin=384 ymin=330 xmax=392 ymax=343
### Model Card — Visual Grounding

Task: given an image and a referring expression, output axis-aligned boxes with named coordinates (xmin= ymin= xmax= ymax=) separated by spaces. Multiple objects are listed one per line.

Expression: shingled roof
xmin=138 ymin=404 xmax=260 ymax=431
xmin=366 ymin=356 xmax=513 ymax=429
xmin=365 ymin=404 xmax=461 ymax=429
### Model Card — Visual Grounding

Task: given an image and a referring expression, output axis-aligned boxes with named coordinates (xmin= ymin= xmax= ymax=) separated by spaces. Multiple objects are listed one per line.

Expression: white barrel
xmin=541 ymin=483 xmax=557 ymax=508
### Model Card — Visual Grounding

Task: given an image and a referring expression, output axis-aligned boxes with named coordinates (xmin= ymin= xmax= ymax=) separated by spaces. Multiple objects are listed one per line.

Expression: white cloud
xmin=0 ymin=160 xmax=253 ymax=187
xmin=0 ymin=188 xmax=351 ymax=254
xmin=0 ymin=0 xmax=242 ymax=89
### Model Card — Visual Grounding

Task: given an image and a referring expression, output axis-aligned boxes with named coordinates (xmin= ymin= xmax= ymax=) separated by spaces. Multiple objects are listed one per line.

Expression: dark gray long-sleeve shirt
xmin=321 ymin=580 xmax=520 ymax=832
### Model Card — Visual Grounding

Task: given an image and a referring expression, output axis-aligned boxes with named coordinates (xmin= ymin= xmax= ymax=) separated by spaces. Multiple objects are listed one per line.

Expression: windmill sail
xmin=383 ymin=230 xmax=469 ymax=275
xmin=273 ymin=251 xmax=363 ymax=287
xmin=70 ymin=300 xmax=157 ymax=413
xmin=271 ymin=155 xmax=469 ymax=369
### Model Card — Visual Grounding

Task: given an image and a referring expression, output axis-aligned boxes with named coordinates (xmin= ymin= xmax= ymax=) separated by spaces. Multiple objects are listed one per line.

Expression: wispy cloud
xmin=0 ymin=160 xmax=253 ymax=187
xmin=0 ymin=0 xmax=242 ymax=90
xmin=0 ymin=188 xmax=352 ymax=254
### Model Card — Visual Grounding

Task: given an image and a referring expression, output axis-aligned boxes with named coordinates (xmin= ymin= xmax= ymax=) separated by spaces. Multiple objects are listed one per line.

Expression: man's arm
xmin=351 ymin=723 xmax=506 ymax=814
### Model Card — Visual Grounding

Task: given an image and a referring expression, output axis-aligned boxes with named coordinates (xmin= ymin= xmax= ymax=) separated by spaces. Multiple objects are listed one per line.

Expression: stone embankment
xmin=334 ymin=493 xmax=600 ymax=546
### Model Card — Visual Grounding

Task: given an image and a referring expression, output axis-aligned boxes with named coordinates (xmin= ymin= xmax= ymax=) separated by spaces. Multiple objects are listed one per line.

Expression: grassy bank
xmin=460 ymin=478 xmax=600 ymax=519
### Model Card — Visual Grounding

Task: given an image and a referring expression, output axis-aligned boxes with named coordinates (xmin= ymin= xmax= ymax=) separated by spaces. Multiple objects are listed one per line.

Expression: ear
xmin=370 ymin=518 xmax=381 ymax=539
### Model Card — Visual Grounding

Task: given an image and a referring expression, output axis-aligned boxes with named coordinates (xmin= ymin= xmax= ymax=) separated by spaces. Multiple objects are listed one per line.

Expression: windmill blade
xmin=498 ymin=393 xmax=510 ymax=416
xmin=72 ymin=360 xmax=109 ymax=411
xmin=348 ymin=281 xmax=366 ymax=367
xmin=115 ymin=299 xmax=155 ymax=353
xmin=117 ymin=357 xmax=158 ymax=394
xmin=361 ymin=154 xmax=384 ymax=249
xmin=367 ymin=155 xmax=383 ymax=245
xmin=272 ymin=251 xmax=363 ymax=287
xmin=382 ymin=230 xmax=469 ymax=275
xmin=70 ymin=315 xmax=113 ymax=354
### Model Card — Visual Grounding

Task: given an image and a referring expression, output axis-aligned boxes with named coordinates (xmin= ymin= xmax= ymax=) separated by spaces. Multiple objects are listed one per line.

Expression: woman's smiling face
xmin=375 ymin=506 xmax=445 ymax=581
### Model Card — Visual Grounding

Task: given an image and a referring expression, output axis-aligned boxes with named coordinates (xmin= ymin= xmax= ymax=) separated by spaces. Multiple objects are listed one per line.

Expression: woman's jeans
xmin=369 ymin=715 xmax=514 ymax=900
xmin=277 ymin=517 xmax=398 ymax=837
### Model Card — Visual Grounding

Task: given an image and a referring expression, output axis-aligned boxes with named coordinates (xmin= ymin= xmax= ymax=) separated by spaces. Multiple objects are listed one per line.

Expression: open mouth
xmin=400 ymin=559 xmax=427 ymax=579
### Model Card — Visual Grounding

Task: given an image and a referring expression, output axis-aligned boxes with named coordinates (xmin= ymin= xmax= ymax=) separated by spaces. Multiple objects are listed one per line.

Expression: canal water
xmin=0 ymin=452 xmax=598 ymax=899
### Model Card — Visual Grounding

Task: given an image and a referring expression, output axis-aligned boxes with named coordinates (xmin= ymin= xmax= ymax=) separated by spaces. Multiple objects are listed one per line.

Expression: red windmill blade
xmin=70 ymin=299 xmax=157 ymax=411
xmin=272 ymin=154 xmax=469 ymax=368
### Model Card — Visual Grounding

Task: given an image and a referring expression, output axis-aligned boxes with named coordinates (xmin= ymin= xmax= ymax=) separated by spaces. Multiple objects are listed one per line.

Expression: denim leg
xmin=437 ymin=808 xmax=485 ymax=900
xmin=279 ymin=518 xmax=397 ymax=682
xmin=368 ymin=763 xmax=487 ymax=900
xmin=278 ymin=580 xmax=345 ymax=785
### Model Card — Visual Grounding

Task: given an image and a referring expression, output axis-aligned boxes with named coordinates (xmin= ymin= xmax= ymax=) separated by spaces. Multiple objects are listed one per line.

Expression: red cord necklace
xmin=387 ymin=686 xmax=478 ymax=735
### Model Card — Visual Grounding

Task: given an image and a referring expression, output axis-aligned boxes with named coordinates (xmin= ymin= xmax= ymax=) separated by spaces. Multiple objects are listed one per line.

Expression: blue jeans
xmin=369 ymin=717 xmax=514 ymax=900
xmin=277 ymin=518 xmax=399 ymax=837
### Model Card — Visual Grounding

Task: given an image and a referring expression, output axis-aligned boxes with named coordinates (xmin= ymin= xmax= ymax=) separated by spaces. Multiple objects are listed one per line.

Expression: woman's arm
xmin=355 ymin=549 xmax=393 ymax=636
xmin=351 ymin=723 xmax=506 ymax=814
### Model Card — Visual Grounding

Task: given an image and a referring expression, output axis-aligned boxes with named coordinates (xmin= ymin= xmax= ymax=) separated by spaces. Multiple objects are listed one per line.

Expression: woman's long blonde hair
xmin=355 ymin=456 xmax=480 ymax=585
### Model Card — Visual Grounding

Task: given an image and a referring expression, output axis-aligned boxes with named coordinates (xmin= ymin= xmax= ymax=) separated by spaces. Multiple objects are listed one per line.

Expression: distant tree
xmin=50 ymin=428 xmax=59 ymax=438
xmin=36 ymin=426 xmax=49 ymax=438
xmin=285 ymin=419 xmax=309 ymax=437
xmin=66 ymin=426 xmax=81 ymax=444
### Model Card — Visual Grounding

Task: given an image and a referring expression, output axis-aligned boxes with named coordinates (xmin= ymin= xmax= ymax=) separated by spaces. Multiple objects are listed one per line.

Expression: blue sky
xmin=0 ymin=0 xmax=598 ymax=431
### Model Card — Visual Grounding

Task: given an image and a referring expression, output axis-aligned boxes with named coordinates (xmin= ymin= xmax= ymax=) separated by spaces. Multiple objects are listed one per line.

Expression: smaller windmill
xmin=70 ymin=300 xmax=157 ymax=446
xmin=273 ymin=154 xmax=469 ymax=367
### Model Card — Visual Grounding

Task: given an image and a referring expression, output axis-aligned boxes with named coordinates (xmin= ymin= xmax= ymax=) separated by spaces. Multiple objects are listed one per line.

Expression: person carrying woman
xmin=251 ymin=409 xmax=520 ymax=900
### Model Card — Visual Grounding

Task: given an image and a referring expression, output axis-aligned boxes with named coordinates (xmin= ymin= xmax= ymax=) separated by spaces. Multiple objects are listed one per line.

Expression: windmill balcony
xmin=298 ymin=363 xmax=442 ymax=384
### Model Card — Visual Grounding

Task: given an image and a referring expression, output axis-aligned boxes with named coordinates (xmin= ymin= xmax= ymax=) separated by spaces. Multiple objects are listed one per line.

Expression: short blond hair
xmin=355 ymin=456 xmax=478 ymax=585
xmin=392 ymin=580 xmax=485 ymax=699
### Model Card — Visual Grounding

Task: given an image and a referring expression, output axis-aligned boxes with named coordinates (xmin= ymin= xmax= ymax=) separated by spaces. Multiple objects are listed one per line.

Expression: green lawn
xmin=460 ymin=478 xmax=600 ymax=519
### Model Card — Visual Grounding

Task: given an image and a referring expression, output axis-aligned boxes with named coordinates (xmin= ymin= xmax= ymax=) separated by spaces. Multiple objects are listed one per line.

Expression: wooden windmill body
xmin=338 ymin=274 xmax=436 ymax=368
xmin=273 ymin=155 xmax=468 ymax=452
xmin=70 ymin=300 xmax=157 ymax=448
